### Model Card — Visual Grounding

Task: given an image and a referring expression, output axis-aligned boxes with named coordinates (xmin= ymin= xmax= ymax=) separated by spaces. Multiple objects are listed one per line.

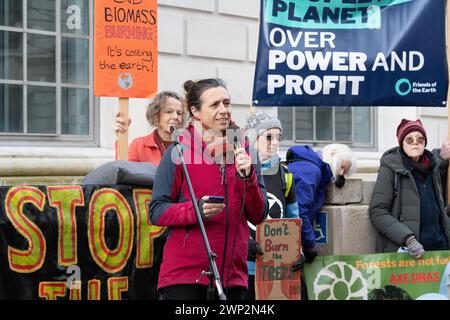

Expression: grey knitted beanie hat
xmin=245 ymin=110 xmax=282 ymax=137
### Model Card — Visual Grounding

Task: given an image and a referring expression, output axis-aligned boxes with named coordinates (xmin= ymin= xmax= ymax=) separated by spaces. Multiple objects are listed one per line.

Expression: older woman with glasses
xmin=369 ymin=119 xmax=450 ymax=259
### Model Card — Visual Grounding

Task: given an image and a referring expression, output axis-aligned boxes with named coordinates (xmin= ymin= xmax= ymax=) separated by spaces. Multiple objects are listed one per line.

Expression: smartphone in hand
xmin=205 ymin=196 xmax=225 ymax=203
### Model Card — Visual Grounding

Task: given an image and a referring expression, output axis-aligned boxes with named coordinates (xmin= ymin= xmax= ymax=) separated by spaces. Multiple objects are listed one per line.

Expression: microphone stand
xmin=171 ymin=127 xmax=227 ymax=301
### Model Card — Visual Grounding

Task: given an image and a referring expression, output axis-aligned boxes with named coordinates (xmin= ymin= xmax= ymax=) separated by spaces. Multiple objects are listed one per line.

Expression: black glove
xmin=335 ymin=175 xmax=346 ymax=188
xmin=291 ymin=253 xmax=306 ymax=272
xmin=247 ymin=238 xmax=264 ymax=261
xmin=304 ymin=249 xmax=318 ymax=263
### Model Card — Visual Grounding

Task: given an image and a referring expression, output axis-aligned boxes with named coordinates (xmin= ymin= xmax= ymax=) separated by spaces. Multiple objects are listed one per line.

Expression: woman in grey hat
xmin=244 ymin=110 xmax=302 ymax=300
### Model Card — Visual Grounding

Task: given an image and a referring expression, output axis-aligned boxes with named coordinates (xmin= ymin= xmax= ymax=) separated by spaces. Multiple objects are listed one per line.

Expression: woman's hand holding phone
xmin=199 ymin=196 xmax=225 ymax=220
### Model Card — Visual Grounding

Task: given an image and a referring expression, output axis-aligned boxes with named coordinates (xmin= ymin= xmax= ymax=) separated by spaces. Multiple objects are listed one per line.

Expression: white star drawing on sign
xmin=248 ymin=192 xmax=284 ymax=231
xmin=266 ymin=191 xmax=284 ymax=218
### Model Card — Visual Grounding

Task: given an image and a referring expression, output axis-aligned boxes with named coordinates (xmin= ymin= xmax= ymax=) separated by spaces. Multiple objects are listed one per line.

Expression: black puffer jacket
xmin=369 ymin=147 xmax=450 ymax=252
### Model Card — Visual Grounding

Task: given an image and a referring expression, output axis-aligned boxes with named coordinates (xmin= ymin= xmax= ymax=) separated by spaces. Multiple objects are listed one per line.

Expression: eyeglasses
xmin=262 ymin=133 xmax=283 ymax=142
xmin=404 ymin=136 xmax=426 ymax=145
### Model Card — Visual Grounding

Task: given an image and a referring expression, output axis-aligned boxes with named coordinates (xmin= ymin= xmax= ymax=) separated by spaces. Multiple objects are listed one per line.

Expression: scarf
xmin=400 ymin=149 xmax=430 ymax=181
xmin=153 ymin=130 xmax=172 ymax=156
xmin=261 ymin=156 xmax=280 ymax=174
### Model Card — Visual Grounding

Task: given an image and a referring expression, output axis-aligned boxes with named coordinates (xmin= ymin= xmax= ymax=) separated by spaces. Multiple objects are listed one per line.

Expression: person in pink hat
xmin=369 ymin=119 xmax=450 ymax=259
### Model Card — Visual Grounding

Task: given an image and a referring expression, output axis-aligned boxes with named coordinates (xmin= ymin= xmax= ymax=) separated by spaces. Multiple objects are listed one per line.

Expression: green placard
xmin=305 ymin=251 xmax=450 ymax=300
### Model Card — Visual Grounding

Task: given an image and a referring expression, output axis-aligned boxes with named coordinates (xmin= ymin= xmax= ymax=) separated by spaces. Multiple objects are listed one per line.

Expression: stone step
xmin=317 ymin=205 xmax=377 ymax=256
xmin=0 ymin=176 xmax=84 ymax=186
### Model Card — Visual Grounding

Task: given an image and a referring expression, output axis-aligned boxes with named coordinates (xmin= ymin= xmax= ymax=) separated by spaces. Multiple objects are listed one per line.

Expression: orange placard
xmin=94 ymin=0 xmax=157 ymax=98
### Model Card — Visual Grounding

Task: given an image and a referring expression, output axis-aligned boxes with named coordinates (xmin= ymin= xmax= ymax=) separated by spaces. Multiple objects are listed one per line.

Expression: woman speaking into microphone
xmin=148 ymin=78 xmax=268 ymax=300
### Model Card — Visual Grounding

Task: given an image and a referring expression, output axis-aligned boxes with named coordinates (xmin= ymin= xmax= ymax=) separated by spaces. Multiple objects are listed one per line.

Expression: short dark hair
xmin=145 ymin=91 xmax=186 ymax=127
xmin=183 ymin=78 xmax=228 ymax=117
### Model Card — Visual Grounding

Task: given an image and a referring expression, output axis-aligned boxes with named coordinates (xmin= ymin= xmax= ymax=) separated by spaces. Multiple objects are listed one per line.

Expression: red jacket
xmin=115 ymin=130 xmax=162 ymax=164
xmin=149 ymin=124 xmax=268 ymax=290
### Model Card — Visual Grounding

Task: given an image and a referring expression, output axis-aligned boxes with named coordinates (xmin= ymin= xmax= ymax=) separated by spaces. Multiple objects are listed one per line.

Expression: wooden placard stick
xmin=118 ymin=98 xmax=129 ymax=161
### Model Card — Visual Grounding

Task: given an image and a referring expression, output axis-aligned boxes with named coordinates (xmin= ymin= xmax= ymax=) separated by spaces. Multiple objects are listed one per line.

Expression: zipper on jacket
xmin=221 ymin=164 xmax=226 ymax=185
xmin=183 ymin=227 xmax=191 ymax=248
xmin=220 ymin=164 xmax=229 ymax=285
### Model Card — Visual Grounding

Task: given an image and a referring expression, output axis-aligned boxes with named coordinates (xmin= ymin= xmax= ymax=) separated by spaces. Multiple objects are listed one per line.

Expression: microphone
xmin=227 ymin=124 xmax=247 ymax=176
xmin=170 ymin=125 xmax=182 ymax=146
xmin=227 ymin=124 xmax=243 ymax=150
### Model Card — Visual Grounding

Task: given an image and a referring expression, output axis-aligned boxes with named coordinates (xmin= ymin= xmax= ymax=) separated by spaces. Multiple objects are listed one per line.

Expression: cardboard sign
xmin=255 ymin=218 xmax=302 ymax=300
xmin=94 ymin=0 xmax=158 ymax=98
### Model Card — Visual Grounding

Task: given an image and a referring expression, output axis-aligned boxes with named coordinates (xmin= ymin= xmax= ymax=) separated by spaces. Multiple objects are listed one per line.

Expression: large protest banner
xmin=252 ymin=0 xmax=448 ymax=106
xmin=0 ymin=185 xmax=165 ymax=300
xmin=304 ymin=251 xmax=450 ymax=300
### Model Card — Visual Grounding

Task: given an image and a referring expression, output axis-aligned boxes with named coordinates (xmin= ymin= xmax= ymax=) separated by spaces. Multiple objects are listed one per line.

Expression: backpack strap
xmin=280 ymin=163 xmax=293 ymax=197
xmin=284 ymin=172 xmax=293 ymax=198
xmin=280 ymin=163 xmax=287 ymax=191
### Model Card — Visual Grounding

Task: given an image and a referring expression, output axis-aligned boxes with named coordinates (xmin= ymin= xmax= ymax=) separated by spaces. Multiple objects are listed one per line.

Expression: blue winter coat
xmin=286 ymin=146 xmax=332 ymax=251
